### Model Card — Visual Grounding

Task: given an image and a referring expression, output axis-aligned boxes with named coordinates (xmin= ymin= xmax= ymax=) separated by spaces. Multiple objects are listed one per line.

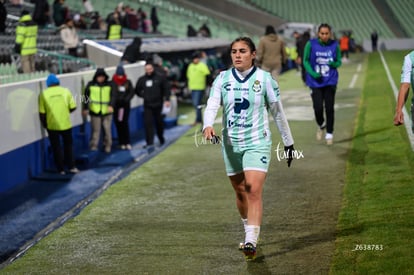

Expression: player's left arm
xmin=266 ymin=77 xmax=295 ymax=167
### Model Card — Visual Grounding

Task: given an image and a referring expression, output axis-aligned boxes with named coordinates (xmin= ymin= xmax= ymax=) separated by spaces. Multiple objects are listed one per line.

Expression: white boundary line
xmin=379 ymin=51 xmax=414 ymax=151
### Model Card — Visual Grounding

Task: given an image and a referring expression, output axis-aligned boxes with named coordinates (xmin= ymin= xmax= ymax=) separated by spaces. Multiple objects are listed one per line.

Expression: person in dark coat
xmin=296 ymin=31 xmax=311 ymax=85
xmin=121 ymin=37 xmax=142 ymax=64
xmin=150 ymin=6 xmax=159 ymax=33
xmin=135 ymin=62 xmax=170 ymax=147
xmin=111 ymin=65 xmax=135 ymax=150
xmin=31 ymin=0 xmax=50 ymax=28
xmin=53 ymin=0 xmax=67 ymax=27
xmin=0 ymin=0 xmax=7 ymax=34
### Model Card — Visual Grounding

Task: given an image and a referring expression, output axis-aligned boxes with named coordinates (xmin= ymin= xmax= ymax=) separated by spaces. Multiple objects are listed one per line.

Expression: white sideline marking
xmin=349 ymin=64 xmax=362 ymax=89
xmin=349 ymin=74 xmax=358 ymax=89
xmin=379 ymin=51 xmax=414 ymax=151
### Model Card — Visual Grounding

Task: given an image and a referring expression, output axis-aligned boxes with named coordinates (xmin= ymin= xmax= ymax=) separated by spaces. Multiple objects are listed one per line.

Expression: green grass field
xmin=1 ymin=50 xmax=414 ymax=274
xmin=330 ymin=51 xmax=414 ymax=274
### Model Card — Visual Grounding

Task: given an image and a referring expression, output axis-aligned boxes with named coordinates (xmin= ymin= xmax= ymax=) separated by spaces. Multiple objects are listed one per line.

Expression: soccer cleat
xmin=243 ymin=242 xmax=256 ymax=261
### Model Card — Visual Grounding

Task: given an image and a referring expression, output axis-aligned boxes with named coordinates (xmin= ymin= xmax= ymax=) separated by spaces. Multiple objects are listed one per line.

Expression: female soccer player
xmin=202 ymin=37 xmax=295 ymax=261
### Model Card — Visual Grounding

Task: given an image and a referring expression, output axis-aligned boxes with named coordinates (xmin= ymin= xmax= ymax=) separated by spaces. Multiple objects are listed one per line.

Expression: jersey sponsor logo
xmin=234 ymin=97 xmax=250 ymax=114
xmin=252 ymin=80 xmax=261 ymax=93
xmin=233 ymin=87 xmax=249 ymax=92
xmin=227 ymin=119 xmax=253 ymax=128
xmin=223 ymin=82 xmax=231 ymax=91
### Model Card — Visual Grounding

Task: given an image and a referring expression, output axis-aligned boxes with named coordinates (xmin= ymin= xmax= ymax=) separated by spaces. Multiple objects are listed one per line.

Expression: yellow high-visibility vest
xmin=15 ymin=14 xmax=38 ymax=56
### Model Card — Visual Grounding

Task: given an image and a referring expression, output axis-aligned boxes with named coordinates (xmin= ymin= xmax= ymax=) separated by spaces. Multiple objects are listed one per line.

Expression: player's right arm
xmin=203 ymin=72 xmax=223 ymax=139
xmin=394 ymin=54 xmax=412 ymax=126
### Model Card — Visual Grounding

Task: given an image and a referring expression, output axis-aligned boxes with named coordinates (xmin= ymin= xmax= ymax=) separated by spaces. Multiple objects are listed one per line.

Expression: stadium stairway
xmin=0 ymin=124 xmax=191 ymax=266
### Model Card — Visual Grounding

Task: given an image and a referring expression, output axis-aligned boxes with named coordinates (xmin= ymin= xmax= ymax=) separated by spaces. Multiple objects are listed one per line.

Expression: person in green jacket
xmin=15 ymin=10 xmax=38 ymax=73
xmin=39 ymin=74 xmax=79 ymax=175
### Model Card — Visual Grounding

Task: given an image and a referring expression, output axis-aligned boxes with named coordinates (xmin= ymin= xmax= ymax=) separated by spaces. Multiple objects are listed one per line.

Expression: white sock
xmin=245 ymin=225 xmax=260 ymax=247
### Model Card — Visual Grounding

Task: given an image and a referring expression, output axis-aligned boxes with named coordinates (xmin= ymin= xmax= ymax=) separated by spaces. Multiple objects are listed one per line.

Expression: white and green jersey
xmin=204 ymin=66 xmax=293 ymax=148
xmin=401 ymin=50 xmax=414 ymax=90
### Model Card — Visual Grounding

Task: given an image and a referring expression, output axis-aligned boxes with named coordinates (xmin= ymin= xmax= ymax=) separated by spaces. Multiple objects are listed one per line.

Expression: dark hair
xmin=318 ymin=23 xmax=332 ymax=32
xmin=265 ymin=25 xmax=276 ymax=35
xmin=230 ymin=37 xmax=256 ymax=53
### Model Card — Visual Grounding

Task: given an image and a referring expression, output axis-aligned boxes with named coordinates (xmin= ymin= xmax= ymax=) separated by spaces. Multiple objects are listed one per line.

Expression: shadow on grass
xmin=334 ymin=126 xmax=391 ymax=144
xmin=264 ymin=230 xmax=337 ymax=258
xmin=246 ymin=246 xmax=272 ymax=275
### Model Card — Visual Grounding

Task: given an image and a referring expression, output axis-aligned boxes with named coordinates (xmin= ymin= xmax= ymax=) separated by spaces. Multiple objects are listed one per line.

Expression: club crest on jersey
xmin=252 ymin=80 xmax=261 ymax=93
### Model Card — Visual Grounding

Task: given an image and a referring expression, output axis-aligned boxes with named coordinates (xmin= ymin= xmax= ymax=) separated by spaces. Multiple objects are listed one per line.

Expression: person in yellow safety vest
xmin=38 ymin=74 xmax=79 ymax=175
xmin=284 ymin=45 xmax=298 ymax=72
xmin=83 ymin=68 xmax=115 ymax=153
xmin=15 ymin=10 xmax=38 ymax=73
xmin=106 ymin=10 xmax=122 ymax=40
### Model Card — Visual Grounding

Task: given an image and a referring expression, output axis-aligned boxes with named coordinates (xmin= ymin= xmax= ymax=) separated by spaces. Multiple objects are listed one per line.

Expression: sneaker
xmin=104 ymin=146 xmax=111 ymax=153
xmin=59 ymin=171 xmax=66 ymax=175
xmin=316 ymin=123 xmax=326 ymax=141
xmin=90 ymin=146 xmax=98 ymax=151
xmin=316 ymin=128 xmax=323 ymax=141
xmin=120 ymin=145 xmax=126 ymax=150
xmin=243 ymin=242 xmax=256 ymax=261
xmin=69 ymin=167 xmax=79 ymax=174
xmin=325 ymin=133 xmax=333 ymax=145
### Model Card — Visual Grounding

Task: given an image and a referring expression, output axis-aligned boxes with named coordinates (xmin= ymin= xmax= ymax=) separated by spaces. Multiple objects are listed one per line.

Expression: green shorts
xmin=222 ymin=143 xmax=271 ymax=176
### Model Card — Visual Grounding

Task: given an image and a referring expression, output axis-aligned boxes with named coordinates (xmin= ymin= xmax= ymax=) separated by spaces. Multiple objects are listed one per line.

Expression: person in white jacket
xmin=60 ymin=18 xmax=79 ymax=57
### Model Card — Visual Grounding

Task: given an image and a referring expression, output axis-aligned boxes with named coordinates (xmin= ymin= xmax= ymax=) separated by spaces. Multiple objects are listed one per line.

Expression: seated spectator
xmin=90 ymin=12 xmax=105 ymax=30
xmin=198 ymin=23 xmax=211 ymax=37
xmin=73 ymin=13 xmax=87 ymax=29
xmin=187 ymin=24 xmax=197 ymax=37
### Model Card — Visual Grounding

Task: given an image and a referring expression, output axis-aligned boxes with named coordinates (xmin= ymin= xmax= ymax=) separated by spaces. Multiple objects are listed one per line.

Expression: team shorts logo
xmin=252 ymin=80 xmax=261 ymax=93
xmin=260 ymin=156 xmax=268 ymax=164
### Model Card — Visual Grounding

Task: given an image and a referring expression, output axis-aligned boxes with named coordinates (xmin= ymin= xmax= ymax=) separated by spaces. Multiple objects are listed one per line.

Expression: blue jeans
xmin=191 ymin=90 xmax=204 ymax=123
